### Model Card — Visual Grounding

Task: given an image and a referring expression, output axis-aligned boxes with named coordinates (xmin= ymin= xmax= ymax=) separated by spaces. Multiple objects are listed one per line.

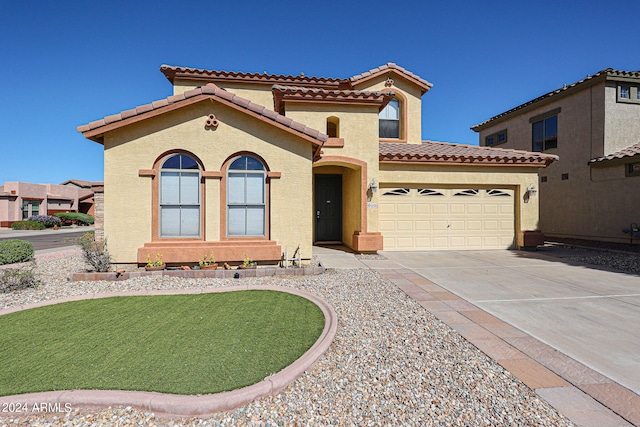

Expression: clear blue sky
xmin=1 ymin=0 xmax=638 ymax=184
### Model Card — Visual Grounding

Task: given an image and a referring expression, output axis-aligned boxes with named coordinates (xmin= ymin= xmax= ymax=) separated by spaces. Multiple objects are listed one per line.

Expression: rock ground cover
xmin=0 ymin=249 xmax=585 ymax=426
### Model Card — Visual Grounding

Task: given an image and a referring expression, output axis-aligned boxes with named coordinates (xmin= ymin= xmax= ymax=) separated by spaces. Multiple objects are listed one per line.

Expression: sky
xmin=1 ymin=0 xmax=639 ymax=184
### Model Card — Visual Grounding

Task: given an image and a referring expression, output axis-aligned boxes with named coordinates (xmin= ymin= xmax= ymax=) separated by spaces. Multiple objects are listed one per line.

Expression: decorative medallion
xmin=385 ymin=77 xmax=394 ymax=87
xmin=205 ymin=114 xmax=219 ymax=128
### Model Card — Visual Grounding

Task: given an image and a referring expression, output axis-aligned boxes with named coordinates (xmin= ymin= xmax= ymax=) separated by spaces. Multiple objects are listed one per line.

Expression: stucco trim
xmin=138 ymin=169 xmax=155 ymax=177
xmin=378 ymin=89 xmax=408 ymax=143
xmin=314 ymin=155 xmax=368 ymax=233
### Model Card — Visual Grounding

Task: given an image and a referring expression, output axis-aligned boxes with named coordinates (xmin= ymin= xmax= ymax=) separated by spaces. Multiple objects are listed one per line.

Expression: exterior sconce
xmin=526 ymin=185 xmax=537 ymax=196
xmin=368 ymin=178 xmax=378 ymax=194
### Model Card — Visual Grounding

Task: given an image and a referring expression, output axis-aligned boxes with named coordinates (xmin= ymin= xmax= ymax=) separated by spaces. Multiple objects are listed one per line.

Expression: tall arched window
xmin=227 ymin=155 xmax=266 ymax=236
xmin=160 ymin=154 xmax=201 ymax=237
xmin=379 ymin=98 xmax=400 ymax=139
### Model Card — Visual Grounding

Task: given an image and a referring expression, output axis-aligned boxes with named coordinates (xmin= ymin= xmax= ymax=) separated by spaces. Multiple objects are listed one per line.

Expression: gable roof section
xmin=380 ymin=141 xmax=557 ymax=167
xmin=471 ymin=68 xmax=640 ymax=131
xmin=78 ymin=83 xmax=328 ymax=146
xmin=160 ymin=65 xmax=343 ymax=89
xmin=161 ymin=62 xmax=433 ymax=94
xmin=589 ymin=142 xmax=640 ymax=165
xmin=350 ymin=63 xmax=433 ymax=94
xmin=272 ymin=85 xmax=395 ymax=114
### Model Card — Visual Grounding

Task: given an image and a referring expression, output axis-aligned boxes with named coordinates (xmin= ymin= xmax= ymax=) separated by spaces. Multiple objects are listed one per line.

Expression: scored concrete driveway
xmin=378 ymin=249 xmax=640 ymax=396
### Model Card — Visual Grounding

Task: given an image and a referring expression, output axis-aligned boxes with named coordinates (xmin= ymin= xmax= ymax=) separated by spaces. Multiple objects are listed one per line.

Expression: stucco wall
xmin=476 ymin=79 xmax=640 ymax=242
xmin=604 ymin=82 xmax=640 ymax=155
xmin=352 ymin=75 xmax=423 ymax=145
xmin=173 ymin=79 xmax=275 ymax=109
xmin=102 ymin=100 xmax=315 ymax=263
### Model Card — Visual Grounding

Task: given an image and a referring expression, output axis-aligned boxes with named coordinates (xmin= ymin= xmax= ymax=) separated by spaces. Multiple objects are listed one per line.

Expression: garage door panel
xmin=380 ymin=187 xmax=514 ymax=251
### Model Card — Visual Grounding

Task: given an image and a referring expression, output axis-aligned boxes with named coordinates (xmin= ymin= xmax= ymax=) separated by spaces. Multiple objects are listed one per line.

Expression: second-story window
xmin=379 ymin=98 xmax=400 ymax=139
xmin=532 ymin=115 xmax=558 ymax=152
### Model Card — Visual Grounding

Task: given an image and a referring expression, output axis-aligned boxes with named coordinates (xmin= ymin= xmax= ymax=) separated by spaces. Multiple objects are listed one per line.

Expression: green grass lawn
xmin=0 ymin=290 xmax=324 ymax=396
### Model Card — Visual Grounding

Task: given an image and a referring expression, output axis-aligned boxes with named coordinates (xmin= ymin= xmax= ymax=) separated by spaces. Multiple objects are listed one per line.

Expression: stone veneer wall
xmin=93 ymin=189 xmax=104 ymax=246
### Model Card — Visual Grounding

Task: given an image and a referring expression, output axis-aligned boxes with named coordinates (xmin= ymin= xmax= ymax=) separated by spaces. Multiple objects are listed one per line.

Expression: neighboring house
xmin=0 ymin=180 xmax=102 ymax=227
xmin=471 ymin=68 xmax=640 ymax=244
xmin=78 ymin=63 xmax=556 ymax=265
xmin=0 ymin=182 xmax=79 ymax=227
xmin=61 ymin=179 xmax=104 ymax=217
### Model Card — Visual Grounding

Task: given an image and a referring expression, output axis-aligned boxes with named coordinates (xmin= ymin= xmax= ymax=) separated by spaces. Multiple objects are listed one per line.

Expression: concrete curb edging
xmin=0 ymin=285 xmax=338 ymax=418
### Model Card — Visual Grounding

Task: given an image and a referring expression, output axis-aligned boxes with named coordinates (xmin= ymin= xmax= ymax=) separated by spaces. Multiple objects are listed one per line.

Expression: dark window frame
xmin=531 ymin=112 xmax=558 ymax=152
xmin=485 ymin=129 xmax=507 ymax=146
xmin=626 ymin=162 xmax=640 ymax=177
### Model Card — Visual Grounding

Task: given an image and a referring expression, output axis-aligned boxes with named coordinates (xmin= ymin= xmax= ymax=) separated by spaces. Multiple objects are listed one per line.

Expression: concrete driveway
xmin=378 ymin=249 xmax=640 ymax=395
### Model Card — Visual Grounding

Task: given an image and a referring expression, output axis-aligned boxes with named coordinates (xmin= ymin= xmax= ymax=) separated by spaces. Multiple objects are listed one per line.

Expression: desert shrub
xmin=0 ymin=240 xmax=34 ymax=265
xmin=54 ymin=212 xmax=94 ymax=226
xmin=27 ymin=215 xmax=61 ymax=228
xmin=11 ymin=220 xmax=45 ymax=230
xmin=76 ymin=232 xmax=111 ymax=272
xmin=0 ymin=262 xmax=39 ymax=293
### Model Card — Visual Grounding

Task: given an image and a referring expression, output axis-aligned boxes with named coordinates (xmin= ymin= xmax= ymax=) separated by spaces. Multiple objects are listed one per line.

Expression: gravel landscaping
xmin=0 ymin=249 xmax=577 ymax=426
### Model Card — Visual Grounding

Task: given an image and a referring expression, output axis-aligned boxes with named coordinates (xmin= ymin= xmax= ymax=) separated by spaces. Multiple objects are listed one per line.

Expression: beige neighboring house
xmin=472 ymin=68 xmax=640 ymax=244
xmin=78 ymin=63 xmax=556 ymax=265
xmin=60 ymin=179 xmax=104 ymax=217
xmin=0 ymin=182 xmax=81 ymax=227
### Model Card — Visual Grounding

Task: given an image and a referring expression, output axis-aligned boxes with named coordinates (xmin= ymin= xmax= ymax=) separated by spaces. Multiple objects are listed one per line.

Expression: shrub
xmin=27 ymin=215 xmax=61 ymax=228
xmin=54 ymin=212 xmax=94 ymax=226
xmin=0 ymin=240 xmax=35 ymax=265
xmin=0 ymin=262 xmax=39 ymax=293
xmin=76 ymin=232 xmax=111 ymax=272
xmin=11 ymin=220 xmax=45 ymax=230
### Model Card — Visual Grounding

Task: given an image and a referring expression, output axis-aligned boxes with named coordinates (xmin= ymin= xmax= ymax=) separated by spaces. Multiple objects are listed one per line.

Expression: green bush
xmin=0 ymin=262 xmax=39 ymax=293
xmin=11 ymin=220 xmax=45 ymax=230
xmin=0 ymin=240 xmax=35 ymax=265
xmin=54 ymin=212 xmax=94 ymax=226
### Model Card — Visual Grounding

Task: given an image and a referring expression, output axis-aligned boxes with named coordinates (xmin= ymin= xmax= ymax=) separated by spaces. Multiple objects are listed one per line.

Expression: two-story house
xmin=472 ymin=69 xmax=640 ymax=244
xmin=78 ymin=63 xmax=555 ymax=265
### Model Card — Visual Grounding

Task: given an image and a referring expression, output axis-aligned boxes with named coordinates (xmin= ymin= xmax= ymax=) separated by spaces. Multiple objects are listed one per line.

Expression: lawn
xmin=0 ymin=290 xmax=325 ymax=396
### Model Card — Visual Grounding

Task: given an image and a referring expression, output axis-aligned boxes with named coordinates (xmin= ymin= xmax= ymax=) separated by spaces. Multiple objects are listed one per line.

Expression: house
xmin=60 ymin=179 xmax=104 ymax=217
xmin=0 ymin=182 xmax=81 ymax=227
xmin=78 ymin=63 xmax=556 ymax=265
xmin=471 ymin=68 xmax=640 ymax=244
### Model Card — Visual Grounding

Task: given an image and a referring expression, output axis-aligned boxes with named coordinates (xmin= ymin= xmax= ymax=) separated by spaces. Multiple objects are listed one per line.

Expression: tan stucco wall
xmin=604 ymin=82 xmax=640 ymax=155
xmin=102 ymin=100 xmax=315 ymax=263
xmin=173 ymin=79 xmax=275 ymax=109
xmin=476 ymin=79 xmax=640 ymax=242
xmin=352 ymin=75 xmax=423 ymax=145
xmin=379 ymin=164 xmax=541 ymax=243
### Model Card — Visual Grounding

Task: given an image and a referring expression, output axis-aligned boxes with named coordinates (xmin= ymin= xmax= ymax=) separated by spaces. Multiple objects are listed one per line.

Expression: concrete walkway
xmin=313 ymin=246 xmax=640 ymax=427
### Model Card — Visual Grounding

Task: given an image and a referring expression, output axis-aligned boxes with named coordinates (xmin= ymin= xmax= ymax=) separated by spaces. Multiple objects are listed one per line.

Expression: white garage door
xmin=379 ymin=187 xmax=515 ymax=250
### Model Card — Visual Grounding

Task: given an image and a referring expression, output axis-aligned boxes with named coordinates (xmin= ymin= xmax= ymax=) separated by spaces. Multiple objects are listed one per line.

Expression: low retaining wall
xmin=72 ymin=265 xmax=325 ymax=281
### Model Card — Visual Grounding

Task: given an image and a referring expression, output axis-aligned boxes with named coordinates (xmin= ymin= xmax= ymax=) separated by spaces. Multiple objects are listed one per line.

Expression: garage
xmin=379 ymin=187 xmax=515 ymax=250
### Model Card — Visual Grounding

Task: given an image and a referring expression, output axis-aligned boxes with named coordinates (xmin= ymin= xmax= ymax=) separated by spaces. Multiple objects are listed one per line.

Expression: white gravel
xmin=0 ymin=251 xmax=575 ymax=426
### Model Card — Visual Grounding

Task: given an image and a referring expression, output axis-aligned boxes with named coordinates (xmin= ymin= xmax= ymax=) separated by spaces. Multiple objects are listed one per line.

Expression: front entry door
xmin=315 ymin=174 xmax=342 ymax=242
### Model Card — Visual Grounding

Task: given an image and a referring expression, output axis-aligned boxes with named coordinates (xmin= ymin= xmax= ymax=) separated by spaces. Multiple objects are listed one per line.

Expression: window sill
xmin=324 ymin=138 xmax=344 ymax=148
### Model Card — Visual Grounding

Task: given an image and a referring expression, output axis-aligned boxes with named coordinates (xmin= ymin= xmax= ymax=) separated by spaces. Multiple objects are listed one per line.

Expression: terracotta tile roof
xmin=379 ymin=141 xmax=557 ymax=167
xmin=78 ymin=84 xmax=328 ymax=146
xmin=350 ymin=62 xmax=433 ymax=94
xmin=589 ymin=142 xmax=640 ymax=164
xmin=60 ymin=179 xmax=102 ymax=188
xmin=472 ymin=69 xmax=640 ymax=131
xmin=160 ymin=65 xmax=343 ymax=89
xmin=161 ymin=62 xmax=433 ymax=93
xmin=272 ymin=85 xmax=395 ymax=113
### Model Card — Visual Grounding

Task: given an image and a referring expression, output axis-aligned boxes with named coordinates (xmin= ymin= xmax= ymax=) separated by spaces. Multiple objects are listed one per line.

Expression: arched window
xmin=327 ymin=116 xmax=339 ymax=138
xmin=227 ymin=155 xmax=266 ymax=236
xmin=160 ymin=154 xmax=201 ymax=237
xmin=379 ymin=98 xmax=400 ymax=139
